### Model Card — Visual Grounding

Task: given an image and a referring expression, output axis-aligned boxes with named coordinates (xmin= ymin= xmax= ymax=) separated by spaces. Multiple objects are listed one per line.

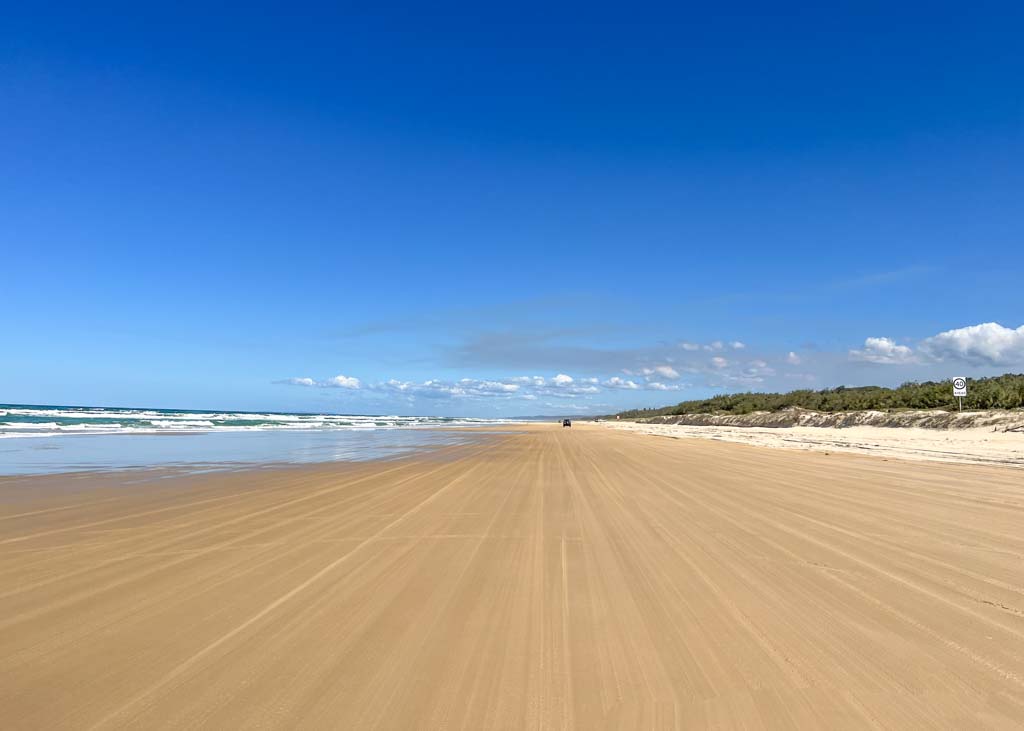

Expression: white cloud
xmin=369 ymin=373 xmax=608 ymax=400
xmin=603 ymin=377 xmax=640 ymax=390
xmin=745 ymin=360 xmax=775 ymax=378
xmin=785 ymin=351 xmax=802 ymax=365
xmin=849 ymin=337 xmax=916 ymax=365
xmin=459 ymin=378 xmax=519 ymax=394
xmin=919 ymin=322 xmax=1024 ymax=366
xmin=848 ymin=322 xmax=1024 ymax=368
xmin=654 ymin=365 xmax=680 ymax=379
xmin=519 ymin=373 xmax=599 ymax=396
xmin=679 ymin=340 xmax=741 ymax=352
xmin=382 ymin=378 xmax=524 ymax=399
xmin=623 ymin=365 xmax=679 ymax=380
xmin=511 ymin=375 xmax=547 ymax=386
xmin=324 ymin=374 xmax=361 ymax=389
xmin=279 ymin=374 xmax=555 ymax=402
xmin=710 ymin=358 xmax=777 ymax=386
xmin=646 ymin=381 xmax=681 ymax=391
xmin=710 ymin=356 xmax=729 ymax=369
xmin=278 ymin=374 xmax=361 ymax=389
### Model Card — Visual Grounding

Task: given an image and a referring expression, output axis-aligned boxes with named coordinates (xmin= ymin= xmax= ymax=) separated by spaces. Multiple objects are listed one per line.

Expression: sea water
xmin=0 ymin=404 xmax=514 ymax=475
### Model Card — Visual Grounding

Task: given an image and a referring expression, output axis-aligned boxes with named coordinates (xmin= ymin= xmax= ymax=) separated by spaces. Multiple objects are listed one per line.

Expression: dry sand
xmin=603 ymin=419 xmax=1024 ymax=468
xmin=2 ymin=424 xmax=1023 ymax=728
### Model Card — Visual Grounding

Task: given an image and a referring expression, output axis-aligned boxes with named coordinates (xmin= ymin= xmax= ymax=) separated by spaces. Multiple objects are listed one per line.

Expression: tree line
xmin=614 ymin=373 xmax=1024 ymax=419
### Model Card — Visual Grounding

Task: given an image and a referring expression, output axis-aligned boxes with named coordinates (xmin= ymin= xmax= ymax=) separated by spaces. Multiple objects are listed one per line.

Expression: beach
xmin=3 ymin=423 xmax=1024 ymax=728
xmin=602 ymin=419 xmax=1024 ymax=468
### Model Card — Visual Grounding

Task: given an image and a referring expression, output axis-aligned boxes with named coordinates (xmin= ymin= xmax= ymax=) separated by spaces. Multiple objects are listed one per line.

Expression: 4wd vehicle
xmin=562 ymin=419 xmax=571 ymax=428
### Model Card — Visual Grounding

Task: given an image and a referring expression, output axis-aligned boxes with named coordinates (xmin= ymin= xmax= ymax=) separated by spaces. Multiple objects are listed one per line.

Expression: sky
xmin=2 ymin=2 xmax=1023 ymax=416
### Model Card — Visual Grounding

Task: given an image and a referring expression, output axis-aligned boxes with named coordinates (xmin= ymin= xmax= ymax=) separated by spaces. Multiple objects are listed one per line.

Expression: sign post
xmin=952 ymin=377 xmax=967 ymax=412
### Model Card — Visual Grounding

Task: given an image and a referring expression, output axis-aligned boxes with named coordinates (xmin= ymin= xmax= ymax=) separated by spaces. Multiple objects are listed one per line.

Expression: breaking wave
xmin=0 ymin=404 xmax=514 ymax=438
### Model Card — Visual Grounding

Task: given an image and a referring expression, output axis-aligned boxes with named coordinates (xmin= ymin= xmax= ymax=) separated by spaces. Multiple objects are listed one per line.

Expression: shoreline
xmin=0 ymin=425 xmax=514 ymax=476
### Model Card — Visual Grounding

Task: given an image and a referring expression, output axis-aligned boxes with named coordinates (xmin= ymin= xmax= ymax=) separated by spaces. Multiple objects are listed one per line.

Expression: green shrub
xmin=614 ymin=373 xmax=1024 ymax=419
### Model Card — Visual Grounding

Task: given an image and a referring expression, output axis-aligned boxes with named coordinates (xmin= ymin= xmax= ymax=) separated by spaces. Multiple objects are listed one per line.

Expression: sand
xmin=2 ymin=424 xmax=1023 ymax=728
xmin=603 ymin=419 xmax=1024 ymax=467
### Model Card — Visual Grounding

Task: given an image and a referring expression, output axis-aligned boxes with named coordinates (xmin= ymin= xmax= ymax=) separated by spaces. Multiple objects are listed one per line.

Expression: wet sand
xmin=2 ymin=424 xmax=1023 ymax=728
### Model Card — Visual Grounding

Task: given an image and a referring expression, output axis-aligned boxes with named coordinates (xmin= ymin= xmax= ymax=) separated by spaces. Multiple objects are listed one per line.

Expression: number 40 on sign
xmin=952 ymin=377 xmax=967 ymax=411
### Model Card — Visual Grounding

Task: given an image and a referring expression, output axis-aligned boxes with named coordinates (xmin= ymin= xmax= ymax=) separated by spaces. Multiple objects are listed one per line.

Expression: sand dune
xmin=604 ymin=419 xmax=1024 ymax=467
xmin=2 ymin=424 xmax=1023 ymax=728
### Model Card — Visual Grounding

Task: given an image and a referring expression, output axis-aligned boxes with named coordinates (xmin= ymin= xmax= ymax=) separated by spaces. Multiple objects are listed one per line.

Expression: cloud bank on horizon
xmin=276 ymin=321 xmax=1024 ymax=413
xmin=850 ymin=323 xmax=1024 ymax=367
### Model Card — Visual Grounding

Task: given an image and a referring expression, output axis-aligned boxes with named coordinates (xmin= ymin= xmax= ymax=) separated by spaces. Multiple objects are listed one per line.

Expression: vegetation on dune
xmin=615 ymin=373 xmax=1024 ymax=419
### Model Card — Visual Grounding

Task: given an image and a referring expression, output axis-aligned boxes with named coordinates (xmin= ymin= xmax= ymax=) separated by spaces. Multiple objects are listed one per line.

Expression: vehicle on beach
xmin=562 ymin=419 xmax=571 ymax=428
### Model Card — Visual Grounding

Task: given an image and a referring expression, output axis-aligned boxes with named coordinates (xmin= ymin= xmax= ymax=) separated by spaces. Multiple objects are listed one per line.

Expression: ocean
xmin=0 ymin=404 xmax=516 ymax=475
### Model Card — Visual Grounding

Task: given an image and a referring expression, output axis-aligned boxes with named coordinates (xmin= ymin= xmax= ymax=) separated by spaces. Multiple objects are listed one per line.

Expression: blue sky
xmin=2 ymin=2 xmax=1023 ymax=416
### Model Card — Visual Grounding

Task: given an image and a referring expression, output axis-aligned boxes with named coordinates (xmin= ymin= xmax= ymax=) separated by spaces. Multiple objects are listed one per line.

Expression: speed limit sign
xmin=952 ymin=377 xmax=967 ymax=397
